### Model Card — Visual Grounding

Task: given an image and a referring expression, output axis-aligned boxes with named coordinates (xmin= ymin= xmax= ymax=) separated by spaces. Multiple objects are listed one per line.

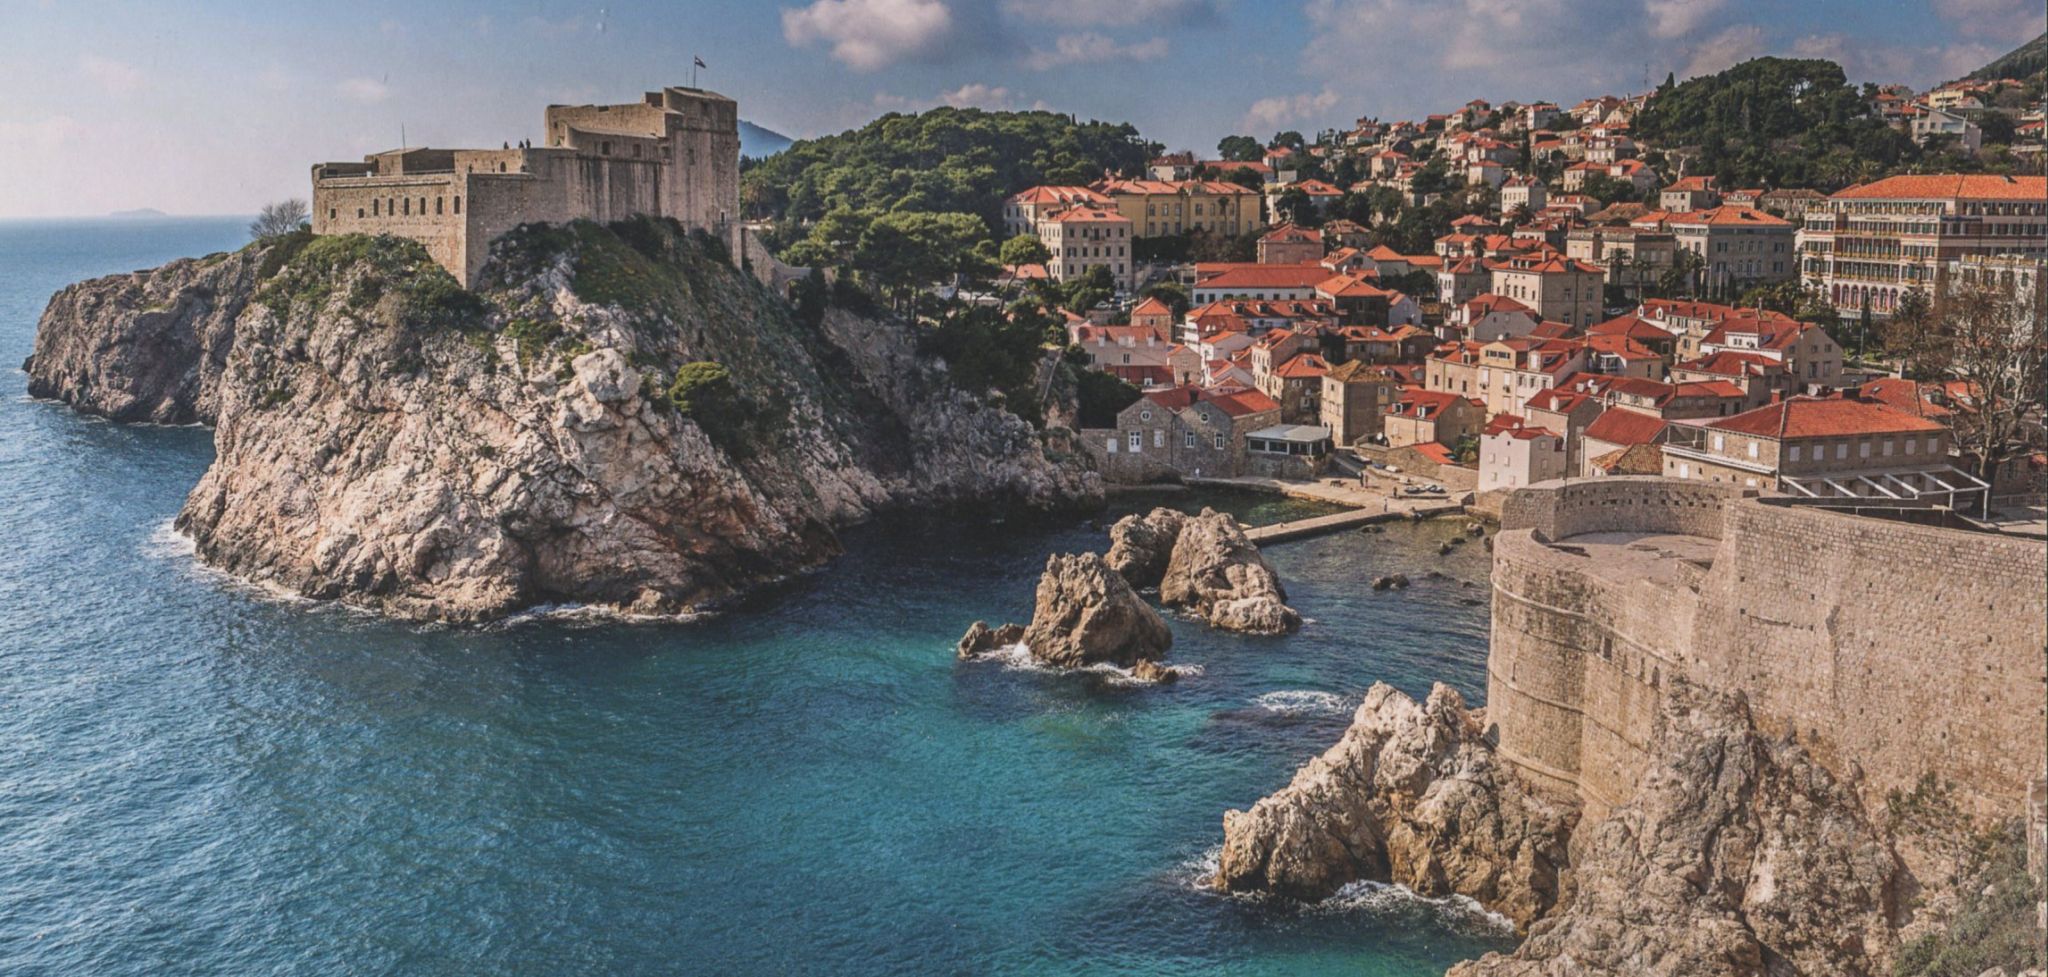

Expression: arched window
xmin=453 ymin=197 xmax=461 ymax=215
xmin=372 ymin=199 xmax=380 ymax=216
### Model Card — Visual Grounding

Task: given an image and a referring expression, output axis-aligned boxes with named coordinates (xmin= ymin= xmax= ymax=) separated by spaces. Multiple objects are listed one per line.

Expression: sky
xmin=0 ymin=0 xmax=2040 ymax=218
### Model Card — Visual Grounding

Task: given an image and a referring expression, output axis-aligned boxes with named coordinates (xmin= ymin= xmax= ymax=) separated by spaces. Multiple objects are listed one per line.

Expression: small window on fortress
xmin=329 ymin=209 xmax=336 ymax=220
xmin=357 ymin=208 xmax=364 ymax=218
xmin=402 ymin=199 xmax=410 ymax=215
xmin=601 ymin=141 xmax=612 ymax=156
xmin=454 ymin=197 xmax=461 ymax=214
xmin=436 ymin=198 xmax=443 ymax=215
xmin=372 ymin=199 xmax=380 ymax=216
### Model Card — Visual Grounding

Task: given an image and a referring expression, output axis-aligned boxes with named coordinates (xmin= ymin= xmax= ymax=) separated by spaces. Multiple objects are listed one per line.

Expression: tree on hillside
xmin=1269 ymin=131 xmax=1307 ymax=152
xmin=1217 ymin=135 xmax=1262 ymax=161
xmin=1887 ymin=275 xmax=2047 ymax=502
xmin=1633 ymin=57 xmax=1920 ymax=191
xmin=250 ymin=199 xmax=309 ymax=242
xmin=1141 ymin=281 xmax=1191 ymax=318
xmin=999 ymin=234 xmax=1051 ymax=269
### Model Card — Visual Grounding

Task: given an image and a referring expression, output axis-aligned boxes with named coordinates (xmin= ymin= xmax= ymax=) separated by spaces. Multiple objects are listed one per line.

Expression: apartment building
xmin=1796 ymin=173 xmax=2048 ymax=317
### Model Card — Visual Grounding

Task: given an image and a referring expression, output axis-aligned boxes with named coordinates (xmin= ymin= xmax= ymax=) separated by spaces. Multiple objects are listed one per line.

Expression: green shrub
xmin=1074 ymin=368 xmax=1141 ymax=428
xmin=1892 ymin=820 xmax=2044 ymax=977
xmin=667 ymin=361 xmax=756 ymax=452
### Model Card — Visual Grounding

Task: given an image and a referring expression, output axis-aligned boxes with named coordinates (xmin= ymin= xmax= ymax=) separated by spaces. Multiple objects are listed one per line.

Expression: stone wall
xmin=1489 ymin=476 xmax=2047 ymax=823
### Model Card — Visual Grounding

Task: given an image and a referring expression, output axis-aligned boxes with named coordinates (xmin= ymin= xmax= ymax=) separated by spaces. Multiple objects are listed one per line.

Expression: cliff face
xmin=33 ymin=220 xmax=1099 ymax=621
xmin=24 ymin=245 xmax=269 ymax=423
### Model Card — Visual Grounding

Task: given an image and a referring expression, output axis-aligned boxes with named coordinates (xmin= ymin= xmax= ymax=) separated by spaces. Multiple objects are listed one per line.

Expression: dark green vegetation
xmin=256 ymin=233 xmax=483 ymax=332
xmin=743 ymin=107 xmax=1155 ymax=241
xmin=1968 ymin=30 xmax=2047 ymax=83
xmin=917 ymin=303 xmax=1058 ymax=426
xmin=1633 ymin=58 xmax=1923 ymax=190
xmin=1074 ymin=370 xmax=1141 ymax=429
xmin=1891 ymin=820 xmax=2043 ymax=976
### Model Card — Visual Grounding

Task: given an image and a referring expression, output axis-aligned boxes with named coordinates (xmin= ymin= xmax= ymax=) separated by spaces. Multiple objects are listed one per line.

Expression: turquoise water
xmin=0 ymin=218 xmax=1510 ymax=976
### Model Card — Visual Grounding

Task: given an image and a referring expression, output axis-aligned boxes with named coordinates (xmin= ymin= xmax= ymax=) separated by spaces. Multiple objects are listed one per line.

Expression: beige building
xmin=1257 ymin=223 xmax=1324 ymax=264
xmin=1038 ymin=207 xmax=1134 ymax=289
xmin=313 ymin=86 xmax=739 ymax=286
xmin=1659 ymin=395 xmax=1984 ymax=507
xmin=1489 ymin=254 xmax=1607 ymax=329
xmin=1565 ymin=225 xmax=1675 ymax=298
xmin=1667 ymin=206 xmax=1797 ymax=296
xmin=1003 ymin=186 xmax=1113 ymax=237
xmin=1797 ymin=173 xmax=2048 ymax=317
xmin=1478 ymin=418 xmax=1568 ymax=492
xmin=1320 ymin=360 xmax=1401 ymax=445
xmin=1382 ymin=389 xmax=1486 ymax=448
xmin=1093 ymin=178 xmax=1263 ymax=238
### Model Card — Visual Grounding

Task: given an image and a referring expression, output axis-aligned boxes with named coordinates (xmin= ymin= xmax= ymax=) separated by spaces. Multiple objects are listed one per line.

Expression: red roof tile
xmin=1707 ymin=396 xmax=1947 ymax=438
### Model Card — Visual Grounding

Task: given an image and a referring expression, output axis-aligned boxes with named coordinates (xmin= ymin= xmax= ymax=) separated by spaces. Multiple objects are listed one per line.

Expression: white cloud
xmin=78 ymin=56 xmax=143 ymax=95
xmin=1242 ymin=89 xmax=1340 ymax=133
xmin=1679 ymin=24 xmax=1763 ymax=78
xmin=1024 ymin=32 xmax=1169 ymax=69
xmin=782 ymin=0 xmax=956 ymax=71
xmin=873 ymin=82 xmax=1022 ymax=112
xmin=1796 ymin=33 xmax=2005 ymax=85
xmin=1930 ymin=0 xmax=2043 ymax=40
xmin=337 ymin=77 xmax=392 ymax=103
xmin=1643 ymin=0 xmax=1725 ymax=39
xmin=1003 ymin=0 xmax=1219 ymax=27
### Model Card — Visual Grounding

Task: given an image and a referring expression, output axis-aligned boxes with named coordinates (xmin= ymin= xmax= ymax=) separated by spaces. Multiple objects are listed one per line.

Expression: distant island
xmin=107 ymin=208 xmax=169 ymax=219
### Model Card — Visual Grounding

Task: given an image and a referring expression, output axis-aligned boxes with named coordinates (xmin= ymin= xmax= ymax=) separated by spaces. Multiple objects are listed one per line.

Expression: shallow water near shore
xmin=0 ymin=218 xmax=1510 ymax=976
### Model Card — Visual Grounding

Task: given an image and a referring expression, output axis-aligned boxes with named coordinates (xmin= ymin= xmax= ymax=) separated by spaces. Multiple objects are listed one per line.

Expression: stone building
xmin=1658 ymin=393 xmax=1986 ymax=507
xmin=1797 ymin=173 xmax=2048 ymax=317
xmin=1084 ymin=385 xmax=1282 ymax=482
xmin=1320 ymin=360 xmax=1401 ymax=445
xmin=312 ymin=86 xmax=740 ymax=286
xmin=1038 ymin=207 xmax=1134 ymax=290
xmin=1667 ymin=206 xmax=1796 ymax=296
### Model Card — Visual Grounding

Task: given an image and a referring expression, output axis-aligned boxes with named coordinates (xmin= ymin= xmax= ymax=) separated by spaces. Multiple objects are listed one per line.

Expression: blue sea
xmin=0 ymin=217 xmax=1510 ymax=976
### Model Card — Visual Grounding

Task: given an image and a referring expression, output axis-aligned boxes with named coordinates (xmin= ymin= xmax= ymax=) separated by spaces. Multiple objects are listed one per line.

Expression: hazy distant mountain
xmin=108 ymin=208 xmax=168 ymax=219
xmin=1968 ymin=31 xmax=2046 ymax=81
xmin=739 ymin=120 xmax=794 ymax=159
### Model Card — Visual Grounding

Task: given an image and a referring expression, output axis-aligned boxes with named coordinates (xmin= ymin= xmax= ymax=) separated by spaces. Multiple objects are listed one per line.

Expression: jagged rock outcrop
xmin=34 ymin=220 xmax=1100 ymax=621
xmin=24 ymin=242 xmax=273 ymax=423
xmin=955 ymin=621 xmax=1024 ymax=658
xmin=1019 ymin=552 xmax=1172 ymax=668
xmin=1448 ymin=686 xmax=1906 ymax=977
xmin=1215 ymin=683 xmax=1573 ymax=928
xmin=1159 ymin=508 xmax=1301 ymax=634
xmin=1104 ymin=507 xmax=1186 ymax=586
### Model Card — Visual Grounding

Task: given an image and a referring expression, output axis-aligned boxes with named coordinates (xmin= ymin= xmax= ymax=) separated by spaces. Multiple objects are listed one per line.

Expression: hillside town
xmin=968 ymin=71 xmax=2047 ymax=526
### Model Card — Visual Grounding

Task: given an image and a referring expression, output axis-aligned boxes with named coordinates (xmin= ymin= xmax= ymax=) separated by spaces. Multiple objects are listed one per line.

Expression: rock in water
xmin=1020 ymin=552 xmax=1172 ymax=669
xmin=36 ymin=221 xmax=1101 ymax=622
xmin=1215 ymin=683 xmax=1572 ymax=928
xmin=1130 ymin=659 xmax=1177 ymax=684
xmin=1159 ymin=509 xmax=1301 ymax=634
xmin=1448 ymin=685 xmax=1907 ymax=977
xmin=955 ymin=621 xmax=1024 ymax=658
xmin=1104 ymin=507 xmax=1186 ymax=587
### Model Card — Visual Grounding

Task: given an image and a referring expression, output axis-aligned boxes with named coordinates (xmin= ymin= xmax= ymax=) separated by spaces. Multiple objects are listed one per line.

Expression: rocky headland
xmin=1108 ymin=507 xmax=1300 ymax=634
xmin=1218 ymin=676 xmax=2031 ymax=976
xmin=26 ymin=220 xmax=1100 ymax=621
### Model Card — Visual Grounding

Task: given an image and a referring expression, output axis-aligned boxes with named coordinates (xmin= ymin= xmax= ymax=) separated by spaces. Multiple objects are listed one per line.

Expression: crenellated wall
xmin=1488 ymin=477 xmax=2047 ymax=823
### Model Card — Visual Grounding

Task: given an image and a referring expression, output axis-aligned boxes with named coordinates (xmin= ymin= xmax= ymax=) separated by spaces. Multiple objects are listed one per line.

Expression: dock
xmin=1182 ymin=476 xmax=1467 ymax=543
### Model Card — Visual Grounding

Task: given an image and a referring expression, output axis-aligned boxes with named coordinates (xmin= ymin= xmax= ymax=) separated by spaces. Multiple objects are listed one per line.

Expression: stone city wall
xmin=1489 ymin=477 xmax=2047 ymax=823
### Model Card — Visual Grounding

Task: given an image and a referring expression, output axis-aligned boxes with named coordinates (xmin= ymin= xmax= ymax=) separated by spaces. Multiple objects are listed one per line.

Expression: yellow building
xmin=1091 ymin=178 xmax=1264 ymax=238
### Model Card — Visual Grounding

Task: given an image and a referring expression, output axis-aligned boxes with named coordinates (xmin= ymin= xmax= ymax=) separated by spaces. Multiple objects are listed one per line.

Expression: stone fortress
xmin=1487 ymin=477 xmax=2047 ymax=824
xmin=311 ymin=86 xmax=741 ymax=286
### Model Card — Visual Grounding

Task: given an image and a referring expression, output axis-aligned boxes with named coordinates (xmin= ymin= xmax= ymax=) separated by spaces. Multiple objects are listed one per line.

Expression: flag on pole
xmin=694 ymin=56 xmax=707 ymax=69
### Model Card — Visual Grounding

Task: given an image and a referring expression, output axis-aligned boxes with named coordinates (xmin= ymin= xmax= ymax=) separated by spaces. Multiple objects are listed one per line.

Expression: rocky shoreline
xmin=26 ymin=221 xmax=1101 ymax=622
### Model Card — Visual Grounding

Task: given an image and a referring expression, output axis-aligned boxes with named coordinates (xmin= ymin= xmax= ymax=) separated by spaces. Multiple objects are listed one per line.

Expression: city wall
xmin=1489 ymin=477 xmax=2047 ymax=823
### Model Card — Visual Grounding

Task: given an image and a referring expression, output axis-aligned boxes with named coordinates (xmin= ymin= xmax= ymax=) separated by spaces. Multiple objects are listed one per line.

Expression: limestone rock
xmin=1020 ymin=552 xmax=1172 ymax=668
xmin=1159 ymin=508 xmax=1300 ymax=634
xmin=955 ymin=620 xmax=1024 ymax=658
xmin=36 ymin=222 xmax=1101 ymax=622
xmin=24 ymin=242 xmax=271 ymax=423
xmin=1448 ymin=685 xmax=1907 ymax=977
xmin=1104 ymin=507 xmax=1187 ymax=587
xmin=1215 ymin=682 xmax=1573 ymax=928
xmin=1130 ymin=659 xmax=1178 ymax=684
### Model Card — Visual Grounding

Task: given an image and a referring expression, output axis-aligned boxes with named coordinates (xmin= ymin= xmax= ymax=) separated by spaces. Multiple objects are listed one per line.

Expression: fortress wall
xmin=1696 ymin=500 xmax=2047 ymax=818
xmin=1489 ymin=534 xmax=1697 ymax=820
xmin=1490 ymin=478 xmax=2047 ymax=823
xmin=312 ymin=174 xmax=467 ymax=281
xmin=1499 ymin=476 xmax=1751 ymax=541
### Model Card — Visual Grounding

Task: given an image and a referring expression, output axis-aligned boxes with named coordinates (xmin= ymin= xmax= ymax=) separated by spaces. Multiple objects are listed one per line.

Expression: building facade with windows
xmin=1796 ymin=173 xmax=2048 ymax=317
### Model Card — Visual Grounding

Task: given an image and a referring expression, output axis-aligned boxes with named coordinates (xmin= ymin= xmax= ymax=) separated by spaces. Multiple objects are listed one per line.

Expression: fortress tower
xmin=310 ymin=87 xmax=740 ymax=286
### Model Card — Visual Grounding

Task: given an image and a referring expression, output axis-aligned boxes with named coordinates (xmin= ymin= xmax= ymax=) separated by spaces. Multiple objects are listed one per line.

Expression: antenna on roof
xmin=401 ymin=123 xmax=406 ymax=151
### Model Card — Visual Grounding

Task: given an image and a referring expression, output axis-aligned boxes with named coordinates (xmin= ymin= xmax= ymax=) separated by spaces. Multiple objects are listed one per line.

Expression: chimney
xmin=1768 ymin=390 xmax=1785 ymax=405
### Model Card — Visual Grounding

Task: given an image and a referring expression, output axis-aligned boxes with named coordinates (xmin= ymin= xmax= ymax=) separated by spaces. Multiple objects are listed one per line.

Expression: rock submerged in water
xmin=1104 ymin=507 xmax=1187 ymax=587
xmin=1371 ymin=574 xmax=1410 ymax=591
xmin=1159 ymin=509 xmax=1301 ymax=635
xmin=961 ymin=552 xmax=1173 ymax=675
xmin=1214 ymin=682 xmax=1572 ymax=928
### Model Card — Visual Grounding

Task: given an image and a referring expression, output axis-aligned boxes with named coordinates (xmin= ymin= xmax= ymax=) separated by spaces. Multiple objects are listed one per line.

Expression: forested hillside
xmin=1968 ymin=31 xmax=2047 ymax=82
xmin=742 ymin=108 xmax=1157 ymax=238
xmin=1633 ymin=57 xmax=1921 ymax=190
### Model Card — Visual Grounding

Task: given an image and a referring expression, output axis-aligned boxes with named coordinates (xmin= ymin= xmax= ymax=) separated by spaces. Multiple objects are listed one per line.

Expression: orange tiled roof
xmin=1831 ymin=174 xmax=2048 ymax=201
xmin=1707 ymin=396 xmax=1947 ymax=438
xmin=1584 ymin=407 xmax=1668 ymax=445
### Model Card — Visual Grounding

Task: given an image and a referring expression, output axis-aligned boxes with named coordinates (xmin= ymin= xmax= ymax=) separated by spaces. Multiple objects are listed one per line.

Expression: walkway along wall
xmin=1488 ymin=476 xmax=2047 ymax=823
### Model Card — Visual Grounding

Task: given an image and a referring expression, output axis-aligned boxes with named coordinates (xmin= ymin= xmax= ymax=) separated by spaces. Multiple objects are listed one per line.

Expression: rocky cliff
xmin=1219 ymin=676 xmax=2019 ymax=976
xmin=25 ymin=244 xmax=269 ymax=423
xmin=28 ymin=220 xmax=1100 ymax=621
